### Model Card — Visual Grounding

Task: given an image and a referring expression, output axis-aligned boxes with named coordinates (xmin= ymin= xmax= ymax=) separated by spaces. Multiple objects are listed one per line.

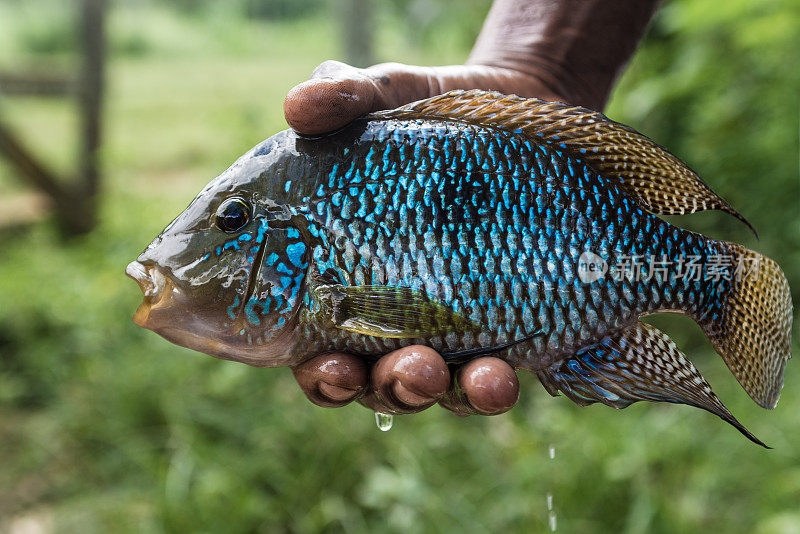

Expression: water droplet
xmin=546 ymin=491 xmax=557 ymax=531
xmin=375 ymin=412 xmax=393 ymax=431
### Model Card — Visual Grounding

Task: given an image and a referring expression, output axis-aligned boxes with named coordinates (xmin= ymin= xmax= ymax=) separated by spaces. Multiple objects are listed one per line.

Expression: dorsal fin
xmin=373 ymin=90 xmax=755 ymax=236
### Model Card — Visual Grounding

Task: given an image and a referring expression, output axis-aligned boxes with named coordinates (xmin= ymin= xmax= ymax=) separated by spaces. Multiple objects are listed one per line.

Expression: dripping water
xmin=546 ymin=443 xmax=557 ymax=531
xmin=375 ymin=412 xmax=393 ymax=431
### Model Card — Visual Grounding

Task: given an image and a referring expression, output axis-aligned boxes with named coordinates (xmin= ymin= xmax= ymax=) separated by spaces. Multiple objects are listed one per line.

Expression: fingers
xmin=291 ymin=346 xmax=451 ymax=413
xmin=359 ymin=345 xmax=451 ymax=414
xmin=293 ymin=346 xmax=519 ymax=418
xmin=291 ymin=352 xmax=368 ymax=408
xmin=284 ymin=60 xmax=557 ymax=135
xmin=440 ymin=357 xmax=519 ymax=416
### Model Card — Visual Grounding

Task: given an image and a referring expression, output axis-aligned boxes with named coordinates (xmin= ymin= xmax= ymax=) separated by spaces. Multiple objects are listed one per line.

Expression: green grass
xmin=1 ymin=1 xmax=800 ymax=533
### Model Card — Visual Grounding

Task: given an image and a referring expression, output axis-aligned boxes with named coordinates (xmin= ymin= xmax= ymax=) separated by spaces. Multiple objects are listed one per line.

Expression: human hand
xmin=283 ymin=59 xmax=562 ymax=136
xmin=285 ymin=59 xmax=533 ymax=416
xmin=284 ymin=0 xmax=659 ymax=135
xmin=285 ymin=63 xmax=529 ymax=418
xmin=292 ymin=348 xmax=520 ymax=416
xmin=286 ymin=0 xmax=659 ymax=415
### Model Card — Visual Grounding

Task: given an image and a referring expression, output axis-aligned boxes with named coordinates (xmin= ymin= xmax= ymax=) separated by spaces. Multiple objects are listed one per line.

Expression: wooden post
xmin=340 ymin=0 xmax=374 ymax=68
xmin=0 ymin=0 xmax=105 ymax=235
xmin=72 ymin=0 xmax=106 ymax=234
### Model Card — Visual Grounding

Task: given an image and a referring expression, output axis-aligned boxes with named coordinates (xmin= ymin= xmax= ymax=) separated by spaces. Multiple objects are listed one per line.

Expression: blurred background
xmin=0 ymin=0 xmax=799 ymax=532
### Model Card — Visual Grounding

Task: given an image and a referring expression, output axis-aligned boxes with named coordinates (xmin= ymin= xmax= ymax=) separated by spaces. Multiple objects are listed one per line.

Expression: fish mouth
xmin=126 ymin=261 xmax=178 ymax=328
xmin=125 ymin=260 xmax=302 ymax=367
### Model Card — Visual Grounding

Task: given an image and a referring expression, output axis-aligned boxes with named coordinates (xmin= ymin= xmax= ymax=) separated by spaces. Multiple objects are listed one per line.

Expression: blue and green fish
xmin=127 ymin=90 xmax=792 ymax=446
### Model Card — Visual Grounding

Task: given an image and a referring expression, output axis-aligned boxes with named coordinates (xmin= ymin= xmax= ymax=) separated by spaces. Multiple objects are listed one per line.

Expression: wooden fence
xmin=0 ymin=0 xmax=105 ymax=236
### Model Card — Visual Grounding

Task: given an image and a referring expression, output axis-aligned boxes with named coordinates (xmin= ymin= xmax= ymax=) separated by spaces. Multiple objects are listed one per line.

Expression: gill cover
xmin=235 ymin=218 xmax=309 ymax=338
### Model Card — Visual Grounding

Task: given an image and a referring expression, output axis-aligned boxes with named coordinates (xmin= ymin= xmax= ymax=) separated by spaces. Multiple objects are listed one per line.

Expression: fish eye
xmin=215 ymin=197 xmax=252 ymax=233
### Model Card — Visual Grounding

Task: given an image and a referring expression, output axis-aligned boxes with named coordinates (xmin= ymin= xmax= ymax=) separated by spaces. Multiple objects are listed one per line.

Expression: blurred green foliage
xmin=0 ymin=0 xmax=799 ymax=533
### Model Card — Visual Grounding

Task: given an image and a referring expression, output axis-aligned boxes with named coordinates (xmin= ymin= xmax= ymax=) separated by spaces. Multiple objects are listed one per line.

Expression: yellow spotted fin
xmin=697 ymin=242 xmax=793 ymax=409
xmin=538 ymin=321 xmax=769 ymax=447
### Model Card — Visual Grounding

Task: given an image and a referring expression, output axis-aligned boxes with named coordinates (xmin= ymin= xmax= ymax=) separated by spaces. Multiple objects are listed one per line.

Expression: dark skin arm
xmin=288 ymin=0 xmax=661 ymax=416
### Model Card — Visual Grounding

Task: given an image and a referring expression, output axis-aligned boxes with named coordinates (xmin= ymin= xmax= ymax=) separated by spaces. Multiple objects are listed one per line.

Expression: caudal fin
xmin=699 ymin=243 xmax=793 ymax=409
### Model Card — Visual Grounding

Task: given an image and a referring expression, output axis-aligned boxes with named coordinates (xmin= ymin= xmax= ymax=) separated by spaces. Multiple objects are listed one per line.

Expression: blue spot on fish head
xmin=287 ymin=242 xmax=307 ymax=268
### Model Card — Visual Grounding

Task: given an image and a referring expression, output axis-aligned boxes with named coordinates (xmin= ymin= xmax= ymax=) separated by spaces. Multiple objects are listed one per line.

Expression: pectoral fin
xmin=314 ymin=284 xmax=481 ymax=338
xmin=375 ymin=90 xmax=755 ymax=235
xmin=536 ymin=321 xmax=767 ymax=447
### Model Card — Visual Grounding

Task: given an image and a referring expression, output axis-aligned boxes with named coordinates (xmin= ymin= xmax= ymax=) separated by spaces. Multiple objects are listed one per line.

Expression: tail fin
xmin=699 ymin=243 xmax=793 ymax=409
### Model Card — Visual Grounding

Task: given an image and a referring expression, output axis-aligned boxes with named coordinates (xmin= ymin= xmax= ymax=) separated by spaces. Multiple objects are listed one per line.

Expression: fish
xmin=127 ymin=90 xmax=793 ymax=447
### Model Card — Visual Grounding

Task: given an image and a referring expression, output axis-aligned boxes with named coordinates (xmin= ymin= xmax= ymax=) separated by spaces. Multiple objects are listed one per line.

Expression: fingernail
xmin=318 ymin=381 xmax=360 ymax=403
xmin=292 ymin=353 xmax=367 ymax=408
xmin=391 ymin=381 xmax=433 ymax=407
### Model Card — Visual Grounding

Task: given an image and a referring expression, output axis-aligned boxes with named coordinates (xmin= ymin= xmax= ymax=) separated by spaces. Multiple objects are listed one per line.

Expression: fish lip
xmin=126 ymin=261 xmax=177 ymax=327
xmin=126 ymin=261 xmax=154 ymax=295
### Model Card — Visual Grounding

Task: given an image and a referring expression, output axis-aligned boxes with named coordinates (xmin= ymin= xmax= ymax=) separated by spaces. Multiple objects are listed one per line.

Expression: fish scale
xmin=291 ymin=118 xmax=713 ymax=368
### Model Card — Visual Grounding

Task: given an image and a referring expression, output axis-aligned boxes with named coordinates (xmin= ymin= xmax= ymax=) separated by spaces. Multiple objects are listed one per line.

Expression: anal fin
xmin=537 ymin=321 xmax=768 ymax=448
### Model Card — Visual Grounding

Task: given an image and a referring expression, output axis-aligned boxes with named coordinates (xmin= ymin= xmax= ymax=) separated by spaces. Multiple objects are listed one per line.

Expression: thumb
xmin=284 ymin=60 xmax=551 ymax=135
xmin=284 ymin=61 xmax=381 ymax=136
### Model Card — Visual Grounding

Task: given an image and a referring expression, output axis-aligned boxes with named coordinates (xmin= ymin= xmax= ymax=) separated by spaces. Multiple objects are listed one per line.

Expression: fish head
xmin=127 ymin=136 xmax=310 ymax=367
